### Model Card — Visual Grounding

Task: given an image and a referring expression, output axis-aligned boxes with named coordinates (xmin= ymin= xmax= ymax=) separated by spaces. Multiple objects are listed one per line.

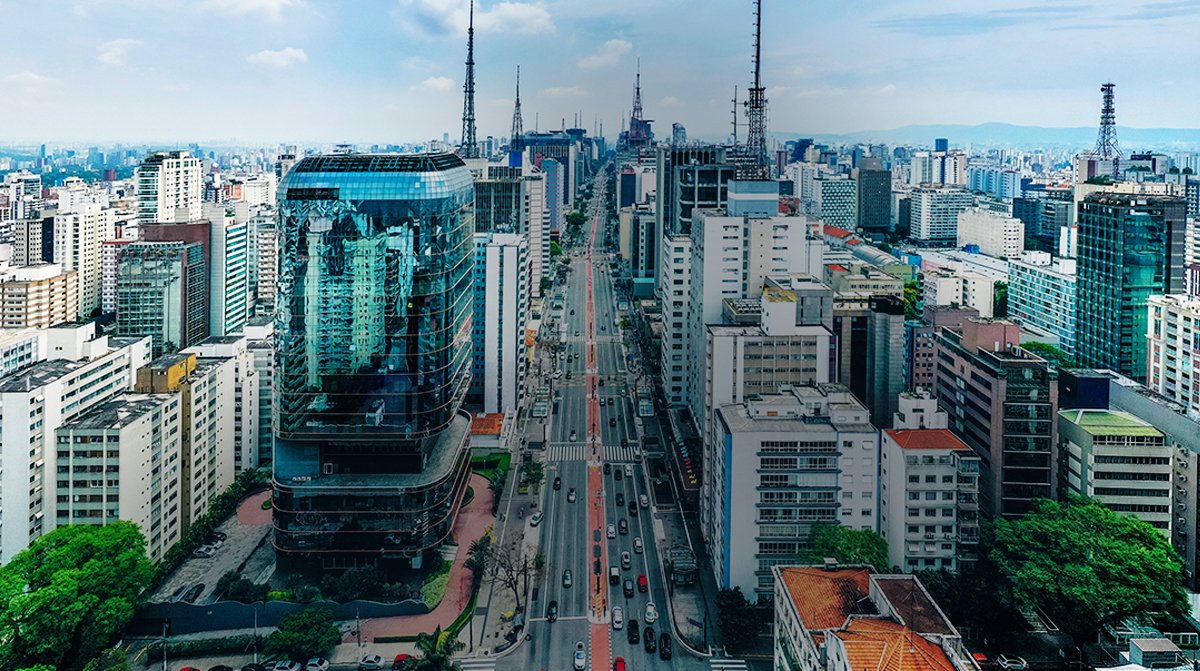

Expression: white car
xmin=273 ymin=662 xmax=301 ymax=671
xmin=574 ymin=641 xmax=587 ymax=670
xmin=358 ymin=655 xmax=385 ymax=670
xmin=997 ymin=656 xmax=1027 ymax=670
xmin=639 ymin=494 xmax=649 ymax=509
xmin=607 ymin=523 xmax=616 ymax=539
xmin=612 ymin=605 xmax=624 ymax=630
xmin=624 ymin=465 xmax=633 ymax=478
xmin=306 ymin=658 xmax=330 ymax=671
xmin=634 ymin=537 xmax=643 ymax=554
xmin=644 ymin=602 xmax=659 ymax=624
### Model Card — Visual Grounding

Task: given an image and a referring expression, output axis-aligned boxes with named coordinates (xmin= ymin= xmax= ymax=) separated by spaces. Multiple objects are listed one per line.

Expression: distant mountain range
xmin=756 ymin=123 xmax=1200 ymax=152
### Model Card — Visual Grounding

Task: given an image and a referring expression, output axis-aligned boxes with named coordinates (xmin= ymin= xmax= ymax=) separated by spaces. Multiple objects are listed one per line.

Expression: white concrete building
xmin=0 ymin=323 xmax=153 ymax=562
xmin=240 ymin=172 xmax=277 ymax=207
xmin=54 ymin=203 xmax=114 ymax=319
xmin=0 ymin=263 xmax=78 ymax=329
xmin=1147 ymin=295 xmax=1200 ymax=417
xmin=244 ymin=316 xmax=275 ymax=466
xmin=956 ymin=208 xmax=1023 ymax=259
xmin=206 ymin=208 xmax=250 ymax=336
xmin=815 ymin=176 xmax=857 ymax=230
xmin=659 ymin=232 xmax=692 ymax=405
xmin=1009 ymin=251 xmax=1078 ymax=356
xmin=136 ymin=151 xmax=203 ymax=224
xmin=55 ymin=394 xmax=183 ymax=561
xmin=0 ymin=327 xmax=47 ymax=379
xmin=522 ymin=167 xmax=549 ymax=296
xmin=472 ymin=233 xmax=530 ymax=415
xmin=183 ymin=336 xmax=260 ymax=473
xmin=100 ymin=239 xmax=134 ymax=316
xmin=880 ymin=428 xmax=982 ymax=572
xmin=921 ymin=265 xmax=997 ymax=319
xmin=909 ymin=187 xmax=974 ymax=244
xmin=710 ymin=384 xmax=879 ymax=597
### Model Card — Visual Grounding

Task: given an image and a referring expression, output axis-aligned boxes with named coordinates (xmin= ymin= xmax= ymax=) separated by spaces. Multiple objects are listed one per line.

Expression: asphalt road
xmin=500 ymin=173 xmax=701 ymax=671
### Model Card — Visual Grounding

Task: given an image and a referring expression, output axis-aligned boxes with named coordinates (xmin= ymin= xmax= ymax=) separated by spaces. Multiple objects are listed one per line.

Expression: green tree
xmin=520 ymin=460 xmax=545 ymax=488
xmin=412 ymin=625 xmax=464 ymax=671
xmin=713 ymin=587 xmax=766 ymax=654
xmin=992 ymin=281 xmax=1008 ymax=318
xmin=337 ymin=566 xmax=384 ymax=601
xmin=796 ymin=523 xmax=891 ymax=573
xmin=989 ymin=496 xmax=1188 ymax=642
xmin=265 ymin=608 xmax=342 ymax=662
xmin=1020 ymin=341 xmax=1077 ymax=369
xmin=566 ymin=211 xmax=587 ymax=229
xmin=903 ymin=280 xmax=921 ymax=321
xmin=538 ymin=277 xmax=551 ymax=297
xmin=82 ymin=648 xmax=129 ymax=671
xmin=549 ymin=241 xmax=562 ymax=257
xmin=0 ymin=522 xmax=154 ymax=671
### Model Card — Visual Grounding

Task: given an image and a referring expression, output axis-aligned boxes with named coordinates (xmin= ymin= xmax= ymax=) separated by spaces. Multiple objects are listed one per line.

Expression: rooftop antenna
xmin=731 ymin=85 xmax=739 ymax=147
xmin=510 ymin=65 xmax=523 ymax=152
xmin=1094 ymin=82 xmax=1122 ymax=178
xmin=459 ymin=0 xmax=479 ymax=158
xmin=738 ymin=0 xmax=769 ymax=180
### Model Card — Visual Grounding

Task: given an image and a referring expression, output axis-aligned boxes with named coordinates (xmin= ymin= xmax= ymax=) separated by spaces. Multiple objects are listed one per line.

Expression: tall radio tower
xmin=508 ymin=66 xmax=523 ymax=164
xmin=460 ymin=0 xmax=479 ymax=158
xmin=1093 ymin=82 xmax=1121 ymax=178
xmin=738 ymin=0 xmax=770 ymax=180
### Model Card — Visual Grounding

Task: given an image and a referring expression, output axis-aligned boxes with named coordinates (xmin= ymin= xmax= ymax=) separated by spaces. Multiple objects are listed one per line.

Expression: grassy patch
xmin=462 ymin=486 xmax=474 ymax=507
xmin=373 ymin=635 xmax=421 ymax=643
xmin=446 ymin=581 xmax=481 ymax=642
xmin=420 ymin=560 xmax=453 ymax=609
xmin=471 ymin=453 xmax=511 ymax=480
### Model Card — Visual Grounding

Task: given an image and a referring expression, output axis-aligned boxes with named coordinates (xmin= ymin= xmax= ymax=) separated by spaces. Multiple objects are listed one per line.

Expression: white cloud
xmin=246 ymin=47 xmax=308 ymax=68
xmin=766 ymin=85 xmax=792 ymax=98
xmin=200 ymin=0 xmax=303 ymax=22
xmin=542 ymin=85 xmax=589 ymax=98
xmin=73 ymin=4 xmax=87 ymax=17
xmin=97 ymin=39 xmax=142 ymax=66
xmin=874 ymin=83 xmax=898 ymax=95
xmin=422 ymin=76 xmax=455 ymax=91
xmin=660 ymin=96 xmax=678 ymax=106
xmin=393 ymin=0 xmax=553 ymax=37
xmin=578 ymin=38 xmax=632 ymax=69
xmin=6 ymin=71 xmax=59 ymax=88
xmin=794 ymin=65 xmax=804 ymax=76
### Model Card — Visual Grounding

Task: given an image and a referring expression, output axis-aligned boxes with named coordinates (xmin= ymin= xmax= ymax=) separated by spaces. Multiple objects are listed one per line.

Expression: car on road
xmin=625 ymin=465 xmax=634 ymax=478
xmin=614 ymin=657 xmax=626 ymax=671
xmin=629 ymin=501 xmax=638 ymax=517
xmin=644 ymin=626 xmax=656 ymax=652
xmin=567 ymin=488 xmax=577 ymax=503
xmin=659 ymin=633 xmax=672 ymax=660
xmin=569 ymin=430 xmax=577 ymax=443
xmin=618 ymin=519 xmax=628 ymax=535
xmin=638 ymin=574 xmax=648 ymax=593
xmin=998 ymin=656 xmax=1028 ymax=670
xmin=621 ymin=551 xmax=631 ymax=569
xmin=192 ymin=545 xmax=216 ymax=558
xmin=574 ymin=641 xmax=587 ymax=670
xmin=530 ymin=511 xmax=543 ymax=526
xmin=547 ymin=600 xmax=558 ymax=622
xmin=614 ymin=468 xmax=622 ymax=481
xmin=563 ymin=569 xmax=573 ymax=588
xmin=272 ymin=662 xmax=301 ymax=671
xmin=639 ymin=494 xmax=649 ymax=509
xmin=610 ymin=566 xmax=620 ymax=585
xmin=612 ymin=605 xmax=623 ymax=629
xmin=570 ymin=310 xmax=575 ymax=315
xmin=181 ymin=583 xmax=205 ymax=603
xmin=604 ymin=463 xmax=611 ymax=474
xmin=359 ymin=655 xmax=385 ymax=670
xmin=601 ymin=325 xmax=606 ymax=331
xmin=607 ymin=397 xmax=614 ymax=406
xmin=607 ymin=523 xmax=616 ymax=539
xmin=305 ymin=658 xmax=330 ymax=671
xmin=615 ymin=493 xmax=625 ymax=507
xmin=644 ymin=602 xmax=658 ymax=623
xmin=554 ymin=476 xmax=562 ymax=490
xmin=390 ymin=655 xmax=411 ymax=670
xmin=634 ymin=537 xmax=643 ymax=554
xmin=609 ymin=417 xmax=617 ymax=427
xmin=575 ymin=331 xmax=580 ymax=337
xmin=627 ymin=619 xmax=639 ymax=643
xmin=623 ymin=579 xmax=634 ymax=597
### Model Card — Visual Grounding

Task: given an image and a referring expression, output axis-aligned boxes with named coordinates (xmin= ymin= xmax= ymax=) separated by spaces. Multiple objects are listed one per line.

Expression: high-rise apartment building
xmin=934 ymin=318 xmax=1057 ymax=518
xmin=831 ymin=293 xmax=906 ymax=428
xmin=54 ymin=203 xmax=114 ymax=319
xmin=0 ymin=327 xmax=46 ymax=379
xmin=101 ymin=239 xmax=133 ymax=316
xmin=1009 ymin=252 xmax=1077 ymax=357
xmin=273 ymin=153 xmax=474 ymax=562
xmin=956 ymin=208 xmax=1023 ymax=259
xmin=183 ymin=337 xmax=261 ymax=473
xmin=0 ymin=264 xmax=78 ymax=329
xmin=907 ymin=304 xmax=979 ymax=392
xmin=853 ymin=163 xmax=892 ymax=232
xmin=136 ymin=151 xmax=203 ymax=224
xmin=116 ymin=241 xmax=207 ymax=356
xmin=908 ymin=186 xmax=973 ymax=245
xmin=471 ymin=233 xmax=529 ymax=415
xmin=0 ymin=323 xmax=152 ymax=563
xmin=206 ymin=208 xmax=249 ymax=336
xmin=1076 ymin=193 xmax=1187 ymax=381
xmin=250 ymin=211 xmax=278 ymax=315
xmin=1147 ymin=294 xmax=1200 ymax=414
xmin=814 ymin=177 xmax=857 ymax=230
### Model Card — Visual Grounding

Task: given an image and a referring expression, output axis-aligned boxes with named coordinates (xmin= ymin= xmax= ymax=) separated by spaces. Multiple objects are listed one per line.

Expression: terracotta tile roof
xmin=825 ymin=225 xmax=853 ymax=238
xmin=778 ymin=567 xmax=877 ymax=631
xmin=827 ymin=263 xmax=849 ymax=272
xmin=847 ymin=239 xmax=862 ymax=246
xmin=835 ymin=619 xmax=956 ymax=671
xmin=470 ymin=413 xmax=504 ymax=435
xmin=526 ymin=328 xmax=537 ymax=347
xmin=885 ymin=429 xmax=969 ymax=451
xmin=873 ymin=576 xmax=956 ymax=635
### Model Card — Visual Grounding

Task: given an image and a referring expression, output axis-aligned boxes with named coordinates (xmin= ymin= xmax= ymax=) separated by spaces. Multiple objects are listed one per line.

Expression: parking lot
xmin=152 ymin=490 xmax=275 ymax=605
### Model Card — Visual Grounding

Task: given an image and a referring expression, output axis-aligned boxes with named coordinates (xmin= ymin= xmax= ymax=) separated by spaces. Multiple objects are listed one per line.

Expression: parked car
xmin=659 ymin=633 xmax=672 ymax=660
xmin=644 ymin=627 xmax=656 ymax=653
xmin=358 ymin=655 xmax=385 ymax=670
xmin=272 ymin=662 xmax=301 ymax=671
xmin=547 ymin=600 xmax=558 ymax=622
xmin=574 ymin=641 xmax=587 ymax=670
xmin=644 ymin=602 xmax=658 ymax=624
xmin=530 ymin=511 xmax=543 ymax=526
xmin=305 ymin=658 xmax=329 ymax=671
xmin=192 ymin=545 xmax=216 ymax=559
xmin=391 ymin=655 xmax=410 ymax=670
xmin=998 ymin=656 xmax=1028 ymax=670
xmin=612 ymin=605 xmax=623 ymax=630
xmin=181 ymin=584 xmax=205 ymax=603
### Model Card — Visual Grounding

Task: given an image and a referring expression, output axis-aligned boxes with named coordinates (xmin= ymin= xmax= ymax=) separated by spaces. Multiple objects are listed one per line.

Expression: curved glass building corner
xmin=272 ymin=153 xmax=475 ymax=560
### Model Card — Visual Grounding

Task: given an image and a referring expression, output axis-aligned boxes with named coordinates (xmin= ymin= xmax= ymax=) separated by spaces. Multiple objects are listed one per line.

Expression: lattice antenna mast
xmin=1094 ymin=82 xmax=1121 ymax=178
xmin=633 ymin=59 xmax=644 ymax=122
xmin=460 ymin=0 xmax=479 ymax=158
xmin=739 ymin=0 xmax=770 ymax=180
xmin=510 ymin=66 xmax=523 ymax=153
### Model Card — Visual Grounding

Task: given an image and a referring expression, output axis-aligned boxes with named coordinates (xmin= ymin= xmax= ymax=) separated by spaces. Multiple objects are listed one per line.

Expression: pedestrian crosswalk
xmin=711 ymin=659 xmax=750 ymax=671
xmin=456 ymin=658 xmax=496 ymax=671
xmin=560 ymin=334 xmax=622 ymax=344
xmin=545 ymin=442 xmax=641 ymax=463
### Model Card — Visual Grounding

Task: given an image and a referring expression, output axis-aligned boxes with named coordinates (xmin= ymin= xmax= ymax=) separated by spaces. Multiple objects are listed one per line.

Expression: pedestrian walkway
xmin=545 ymin=443 xmax=641 ymax=462
xmin=710 ymin=658 xmax=750 ymax=671
xmin=456 ymin=658 xmax=496 ymax=671
xmin=603 ymin=444 xmax=640 ymax=462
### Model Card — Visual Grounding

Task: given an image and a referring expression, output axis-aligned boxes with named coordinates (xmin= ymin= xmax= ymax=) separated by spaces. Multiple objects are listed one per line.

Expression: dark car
xmin=604 ymin=463 xmax=611 ymax=474
xmin=659 ymin=633 xmax=672 ymax=660
xmin=623 ymin=579 xmax=634 ymax=597
xmin=609 ymin=416 xmax=617 ymax=427
xmin=554 ymin=476 xmax=562 ymax=490
xmin=209 ymin=530 xmax=227 ymax=541
xmin=618 ymin=519 xmax=628 ymax=535
xmin=614 ymin=468 xmax=622 ymax=481
xmin=644 ymin=627 xmax=656 ymax=653
xmin=547 ymin=600 xmax=558 ymax=622
xmin=181 ymin=584 xmax=205 ymax=603
xmin=629 ymin=501 xmax=637 ymax=517
xmin=627 ymin=619 xmax=639 ymax=644
xmin=615 ymin=492 xmax=625 ymax=507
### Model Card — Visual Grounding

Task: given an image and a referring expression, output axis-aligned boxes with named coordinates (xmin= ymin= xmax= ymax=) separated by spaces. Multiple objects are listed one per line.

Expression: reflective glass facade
xmin=272 ymin=153 xmax=475 ymax=559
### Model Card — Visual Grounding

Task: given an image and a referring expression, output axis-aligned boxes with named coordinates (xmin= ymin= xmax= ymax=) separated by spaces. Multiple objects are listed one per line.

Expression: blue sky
xmin=2 ymin=0 xmax=1198 ymax=144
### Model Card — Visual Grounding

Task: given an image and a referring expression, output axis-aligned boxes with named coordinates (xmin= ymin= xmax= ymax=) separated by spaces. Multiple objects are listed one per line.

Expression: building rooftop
xmin=777 ymin=566 xmax=877 ymax=632
xmin=824 ymin=225 xmax=853 ymax=239
xmin=873 ymin=575 xmax=957 ymax=635
xmin=62 ymin=394 xmax=170 ymax=430
xmin=835 ymin=619 xmax=956 ymax=671
xmin=470 ymin=413 xmax=504 ymax=436
xmin=1059 ymin=409 xmax=1163 ymax=437
xmin=885 ymin=429 xmax=970 ymax=451
xmin=0 ymin=358 xmax=86 ymax=393
xmin=198 ymin=336 xmax=244 ymax=345
xmin=292 ymin=153 xmax=466 ymax=174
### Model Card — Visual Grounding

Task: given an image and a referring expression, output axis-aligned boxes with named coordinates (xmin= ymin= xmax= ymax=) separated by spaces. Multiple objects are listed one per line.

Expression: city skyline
xmin=3 ymin=0 xmax=1199 ymax=144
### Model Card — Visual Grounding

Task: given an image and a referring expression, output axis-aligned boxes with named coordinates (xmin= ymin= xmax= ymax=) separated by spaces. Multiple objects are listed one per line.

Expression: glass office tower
xmin=272 ymin=153 xmax=475 ymax=564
